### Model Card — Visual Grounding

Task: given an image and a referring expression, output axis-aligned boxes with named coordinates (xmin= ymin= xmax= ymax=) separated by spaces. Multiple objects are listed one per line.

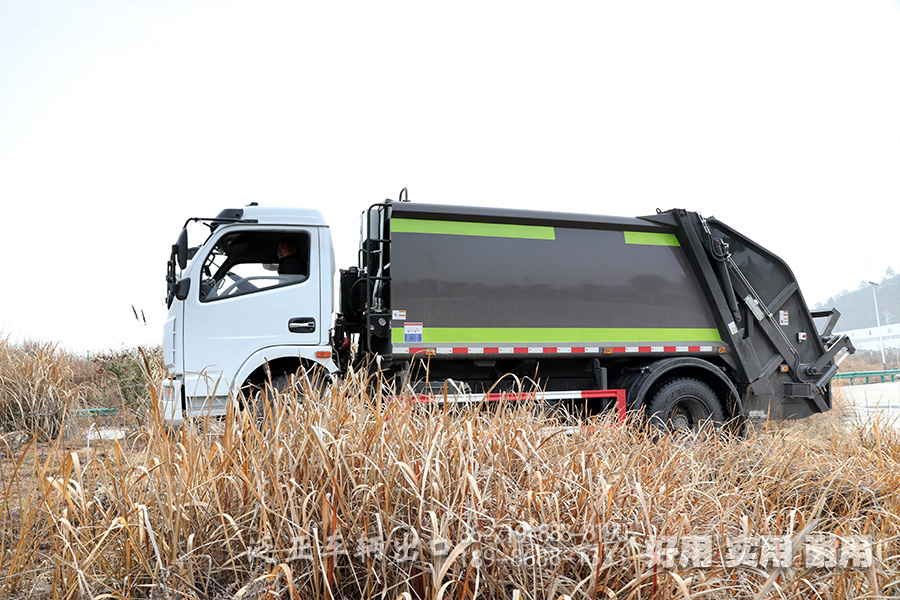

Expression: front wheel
xmin=251 ymin=367 xmax=330 ymax=423
xmin=646 ymin=378 xmax=724 ymax=432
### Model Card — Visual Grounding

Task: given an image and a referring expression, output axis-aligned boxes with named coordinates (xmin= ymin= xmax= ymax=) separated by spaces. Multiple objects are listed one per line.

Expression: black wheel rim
xmin=670 ymin=395 xmax=712 ymax=431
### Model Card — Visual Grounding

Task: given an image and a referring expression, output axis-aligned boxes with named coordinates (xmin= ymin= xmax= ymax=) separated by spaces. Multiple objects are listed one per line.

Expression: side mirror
xmin=176 ymin=228 xmax=189 ymax=270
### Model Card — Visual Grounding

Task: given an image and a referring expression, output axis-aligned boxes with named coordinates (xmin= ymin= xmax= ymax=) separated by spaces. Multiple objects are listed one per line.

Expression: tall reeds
xmin=0 ymin=339 xmax=84 ymax=437
xmin=0 ymin=340 xmax=166 ymax=438
xmin=1 ymin=370 xmax=898 ymax=599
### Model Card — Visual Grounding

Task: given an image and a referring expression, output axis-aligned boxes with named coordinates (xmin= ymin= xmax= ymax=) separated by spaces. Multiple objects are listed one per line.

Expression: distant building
xmin=835 ymin=324 xmax=900 ymax=352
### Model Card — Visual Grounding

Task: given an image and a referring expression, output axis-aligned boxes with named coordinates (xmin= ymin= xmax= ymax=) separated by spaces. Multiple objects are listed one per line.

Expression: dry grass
xmin=0 ymin=372 xmax=898 ymax=600
xmin=0 ymin=339 xmax=166 ymax=440
xmin=839 ymin=349 xmax=899 ymax=373
xmin=0 ymin=339 xmax=87 ymax=438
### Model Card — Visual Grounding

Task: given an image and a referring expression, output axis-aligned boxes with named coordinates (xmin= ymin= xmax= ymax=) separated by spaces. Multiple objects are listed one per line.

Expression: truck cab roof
xmin=213 ymin=205 xmax=328 ymax=227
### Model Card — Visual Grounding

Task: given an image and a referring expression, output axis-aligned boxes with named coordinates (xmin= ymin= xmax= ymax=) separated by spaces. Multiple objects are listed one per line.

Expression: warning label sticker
xmin=404 ymin=322 xmax=423 ymax=343
xmin=392 ymin=309 xmax=407 ymax=321
xmin=779 ymin=310 xmax=789 ymax=326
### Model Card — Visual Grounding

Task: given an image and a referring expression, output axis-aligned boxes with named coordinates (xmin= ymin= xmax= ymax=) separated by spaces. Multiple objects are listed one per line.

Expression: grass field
xmin=1 ymin=341 xmax=898 ymax=599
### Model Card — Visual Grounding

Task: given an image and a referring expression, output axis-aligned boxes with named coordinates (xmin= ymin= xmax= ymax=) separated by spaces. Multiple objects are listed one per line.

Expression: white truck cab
xmin=161 ymin=205 xmax=336 ymax=425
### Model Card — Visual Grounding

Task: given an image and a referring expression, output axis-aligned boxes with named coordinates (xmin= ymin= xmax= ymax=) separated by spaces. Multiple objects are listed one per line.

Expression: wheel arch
xmin=620 ymin=357 xmax=745 ymax=421
xmin=232 ymin=346 xmax=338 ymax=395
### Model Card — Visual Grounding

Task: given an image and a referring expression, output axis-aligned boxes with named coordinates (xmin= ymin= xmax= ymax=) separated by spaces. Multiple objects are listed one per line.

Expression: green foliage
xmin=92 ymin=347 xmax=162 ymax=410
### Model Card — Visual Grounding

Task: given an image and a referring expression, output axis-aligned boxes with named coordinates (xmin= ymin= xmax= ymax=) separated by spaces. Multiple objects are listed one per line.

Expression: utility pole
xmin=868 ymin=281 xmax=887 ymax=370
xmin=886 ymin=312 xmax=899 ymax=369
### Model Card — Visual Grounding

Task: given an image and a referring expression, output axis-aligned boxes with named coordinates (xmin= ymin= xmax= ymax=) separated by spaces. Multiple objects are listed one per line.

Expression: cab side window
xmin=199 ymin=230 xmax=311 ymax=302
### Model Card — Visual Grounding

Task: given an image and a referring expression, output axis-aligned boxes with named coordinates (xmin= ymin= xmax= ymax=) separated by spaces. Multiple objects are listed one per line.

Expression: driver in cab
xmin=277 ymin=237 xmax=307 ymax=276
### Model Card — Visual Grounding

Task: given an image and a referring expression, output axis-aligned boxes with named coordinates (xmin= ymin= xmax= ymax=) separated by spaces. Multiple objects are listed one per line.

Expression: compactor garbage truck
xmin=161 ymin=193 xmax=854 ymax=428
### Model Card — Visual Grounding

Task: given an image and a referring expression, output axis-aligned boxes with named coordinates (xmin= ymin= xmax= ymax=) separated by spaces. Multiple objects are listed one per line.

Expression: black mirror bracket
xmin=175 ymin=278 xmax=191 ymax=301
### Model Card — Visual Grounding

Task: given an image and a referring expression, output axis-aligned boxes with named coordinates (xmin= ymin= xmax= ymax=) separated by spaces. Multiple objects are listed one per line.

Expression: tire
xmin=252 ymin=367 xmax=330 ymax=424
xmin=646 ymin=377 xmax=724 ymax=432
xmin=249 ymin=375 xmax=289 ymax=425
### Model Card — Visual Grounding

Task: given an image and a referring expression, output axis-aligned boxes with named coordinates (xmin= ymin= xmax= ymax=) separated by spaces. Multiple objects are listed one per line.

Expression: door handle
xmin=288 ymin=318 xmax=316 ymax=333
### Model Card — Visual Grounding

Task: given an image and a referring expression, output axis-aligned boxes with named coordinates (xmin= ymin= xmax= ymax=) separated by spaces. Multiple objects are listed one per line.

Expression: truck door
xmin=181 ymin=226 xmax=321 ymax=400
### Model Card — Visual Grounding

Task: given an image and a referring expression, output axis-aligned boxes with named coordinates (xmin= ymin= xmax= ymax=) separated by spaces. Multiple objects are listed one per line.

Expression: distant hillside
xmin=815 ymin=269 xmax=898 ymax=331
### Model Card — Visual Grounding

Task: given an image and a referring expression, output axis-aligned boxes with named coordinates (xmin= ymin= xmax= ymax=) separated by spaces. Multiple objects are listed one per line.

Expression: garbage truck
xmin=161 ymin=192 xmax=854 ymax=428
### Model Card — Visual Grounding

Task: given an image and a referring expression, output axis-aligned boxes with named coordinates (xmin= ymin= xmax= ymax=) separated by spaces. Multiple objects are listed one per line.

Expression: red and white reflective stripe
xmin=395 ymin=345 xmax=717 ymax=355
xmin=395 ymin=388 xmax=627 ymax=422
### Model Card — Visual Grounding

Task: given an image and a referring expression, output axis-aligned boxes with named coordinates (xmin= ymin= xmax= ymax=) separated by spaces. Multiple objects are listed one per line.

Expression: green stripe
xmin=392 ymin=218 xmax=555 ymax=240
xmin=624 ymin=231 xmax=680 ymax=246
xmin=392 ymin=327 xmax=722 ymax=344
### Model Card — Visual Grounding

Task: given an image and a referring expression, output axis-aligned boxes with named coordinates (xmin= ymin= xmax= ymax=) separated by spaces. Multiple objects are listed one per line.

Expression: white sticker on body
xmin=404 ymin=322 xmax=423 ymax=343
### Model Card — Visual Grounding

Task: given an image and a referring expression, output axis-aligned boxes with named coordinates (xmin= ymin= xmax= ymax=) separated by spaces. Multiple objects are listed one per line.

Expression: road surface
xmin=838 ymin=380 xmax=900 ymax=430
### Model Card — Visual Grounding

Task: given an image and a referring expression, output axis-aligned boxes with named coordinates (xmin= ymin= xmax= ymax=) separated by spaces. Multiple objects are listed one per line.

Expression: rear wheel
xmin=646 ymin=378 xmax=724 ymax=432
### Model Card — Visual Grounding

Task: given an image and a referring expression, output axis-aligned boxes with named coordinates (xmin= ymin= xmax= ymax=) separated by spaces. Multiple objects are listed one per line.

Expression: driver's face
xmin=277 ymin=242 xmax=295 ymax=260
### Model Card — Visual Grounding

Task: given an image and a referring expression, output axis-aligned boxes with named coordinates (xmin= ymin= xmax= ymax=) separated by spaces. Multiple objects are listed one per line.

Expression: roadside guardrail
xmin=834 ymin=369 xmax=900 ymax=385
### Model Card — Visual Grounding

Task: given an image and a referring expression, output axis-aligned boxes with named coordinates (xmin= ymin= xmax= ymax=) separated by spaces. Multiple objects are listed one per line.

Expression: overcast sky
xmin=1 ymin=0 xmax=898 ymax=352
